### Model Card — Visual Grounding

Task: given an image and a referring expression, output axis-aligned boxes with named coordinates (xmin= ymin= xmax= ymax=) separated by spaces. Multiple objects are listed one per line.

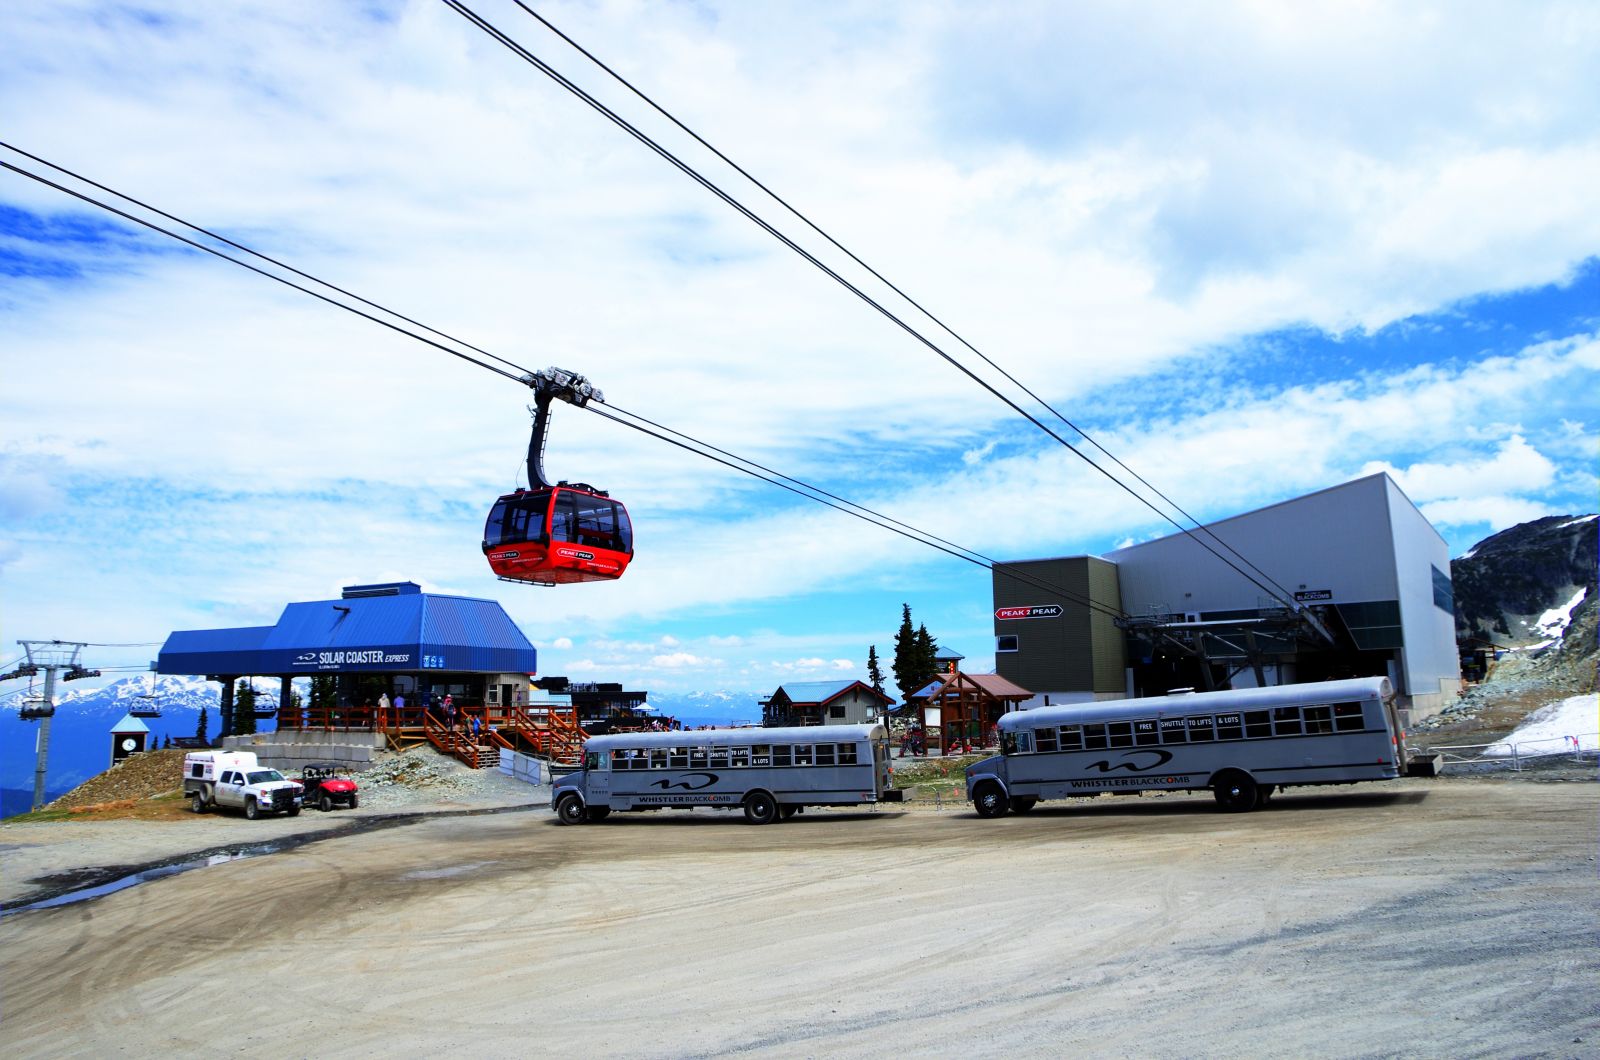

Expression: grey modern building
xmin=993 ymin=473 xmax=1460 ymax=722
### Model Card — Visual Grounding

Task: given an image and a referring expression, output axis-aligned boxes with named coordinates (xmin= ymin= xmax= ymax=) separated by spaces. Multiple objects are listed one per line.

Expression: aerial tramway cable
xmin=0 ymin=146 xmax=1128 ymax=619
xmin=510 ymin=0 xmax=1301 ymax=610
xmin=445 ymin=0 xmax=1307 ymax=615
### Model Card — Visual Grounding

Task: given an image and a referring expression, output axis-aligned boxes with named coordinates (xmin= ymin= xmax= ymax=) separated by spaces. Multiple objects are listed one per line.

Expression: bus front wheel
xmin=1212 ymin=771 xmax=1259 ymax=813
xmin=743 ymin=791 xmax=779 ymax=825
xmin=556 ymin=795 xmax=587 ymax=825
xmin=973 ymin=783 xmax=1009 ymax=819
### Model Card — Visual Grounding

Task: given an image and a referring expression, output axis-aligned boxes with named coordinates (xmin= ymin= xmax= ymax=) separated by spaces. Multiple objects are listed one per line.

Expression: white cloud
xmin=650 ymin=652 xmax=710 ymax=668
xmin=2 ymin=1 xmax=1598 ymax=692
xmin=1361 ymin=435 xmax=1557 ymax=502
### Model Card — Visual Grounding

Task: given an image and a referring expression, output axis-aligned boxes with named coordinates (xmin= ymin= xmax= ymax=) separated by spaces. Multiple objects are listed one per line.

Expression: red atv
xmin=300 ymin=762 xmax=359 ymax=812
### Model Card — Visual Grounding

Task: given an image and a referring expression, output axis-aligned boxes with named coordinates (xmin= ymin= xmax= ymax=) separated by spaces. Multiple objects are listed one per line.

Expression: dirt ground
xmin=2 ymin=776 xmax=1596 ymax=1058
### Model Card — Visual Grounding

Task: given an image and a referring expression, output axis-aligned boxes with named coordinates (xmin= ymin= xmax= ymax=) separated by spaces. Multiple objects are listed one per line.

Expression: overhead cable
xmin=449 ymin=0 xmax=1303 ymax=611
xmin=0 ymin=145 xmax=1123 ymax=619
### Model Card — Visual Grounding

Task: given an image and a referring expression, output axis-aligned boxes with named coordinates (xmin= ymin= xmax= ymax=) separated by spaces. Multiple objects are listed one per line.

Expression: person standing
xmin=444 ymin=693 xmax=456 ymax=731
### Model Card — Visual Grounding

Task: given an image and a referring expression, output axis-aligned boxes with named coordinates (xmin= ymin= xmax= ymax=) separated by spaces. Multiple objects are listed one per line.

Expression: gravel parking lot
xmin=1 ymin=777 xmax=1595 ymax=1058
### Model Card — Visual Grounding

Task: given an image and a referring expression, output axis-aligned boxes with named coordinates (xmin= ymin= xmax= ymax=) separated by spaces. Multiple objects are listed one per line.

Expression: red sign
xmin=995 ymin=604 xmax=1064 ymax=620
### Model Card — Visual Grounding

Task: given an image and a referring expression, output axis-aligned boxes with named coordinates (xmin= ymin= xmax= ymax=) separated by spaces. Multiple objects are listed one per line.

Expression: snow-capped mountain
xmin=1 ymin=675 xmax=285 ymax=815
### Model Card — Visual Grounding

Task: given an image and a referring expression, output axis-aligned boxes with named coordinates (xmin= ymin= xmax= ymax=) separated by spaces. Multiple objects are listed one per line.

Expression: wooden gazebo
xmin=916 ymin=671 xmax=1032 ymax=754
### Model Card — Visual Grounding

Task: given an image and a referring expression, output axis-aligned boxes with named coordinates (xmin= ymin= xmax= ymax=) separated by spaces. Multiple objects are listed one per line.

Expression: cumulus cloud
xmin=2 ymin=1 xmax=1597 ymax=691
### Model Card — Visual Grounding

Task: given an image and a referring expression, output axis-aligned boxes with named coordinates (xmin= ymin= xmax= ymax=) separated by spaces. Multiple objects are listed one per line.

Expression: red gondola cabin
xmin=483 ymin=485 xmax=633 ymax=585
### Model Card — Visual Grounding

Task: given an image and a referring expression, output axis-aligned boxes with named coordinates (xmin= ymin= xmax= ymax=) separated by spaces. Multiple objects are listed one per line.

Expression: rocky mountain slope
xmin=1452 ymin=514 xmax=1596 ymax=647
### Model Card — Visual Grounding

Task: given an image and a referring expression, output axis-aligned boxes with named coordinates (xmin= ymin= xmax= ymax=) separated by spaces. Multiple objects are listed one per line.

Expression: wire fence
xmin=1427 ymin=731 xmax=1599 ymax=771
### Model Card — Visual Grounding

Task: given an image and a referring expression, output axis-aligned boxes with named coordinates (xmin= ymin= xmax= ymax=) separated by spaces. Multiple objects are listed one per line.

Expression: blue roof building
xmin=157 ymin=582 xmax=538 ymax=679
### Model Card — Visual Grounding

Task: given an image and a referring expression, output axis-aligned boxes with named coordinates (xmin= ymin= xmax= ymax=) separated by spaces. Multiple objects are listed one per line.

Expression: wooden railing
xmin=285 ymin=700 xmax=587 ymax=769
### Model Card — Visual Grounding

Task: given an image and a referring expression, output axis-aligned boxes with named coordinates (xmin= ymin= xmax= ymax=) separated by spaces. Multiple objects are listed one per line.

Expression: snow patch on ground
xmin=1484 ymin=694 xmax=1600 ymax=757
xmin=1556 ymin=514 xmax=1597 ymax=529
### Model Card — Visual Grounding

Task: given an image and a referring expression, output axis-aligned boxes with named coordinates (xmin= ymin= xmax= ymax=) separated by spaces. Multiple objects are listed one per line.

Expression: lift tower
xmin=3 ymin=641 xmax=98 ymax=811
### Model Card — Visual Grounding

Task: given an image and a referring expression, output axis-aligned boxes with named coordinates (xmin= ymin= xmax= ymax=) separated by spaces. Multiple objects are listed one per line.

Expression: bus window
xmin=1334 ymin=702 xmax=1365 ymax=732
xmin=793 ymin=746 xmax=814 ymax=767
xmin=585 ymin=751 xmax=603 ymax=770
xmin=752 ymin=745 xmax=772 ymax=767
xmin=649 ymin=748 xmax=669 ymax=769
xmin=1304 ymin=705 xmax=1334 ymax=734
xmin=709 ymin=746 xmax=730 ymax=768
xmin=1272 ymin=707 xmax=1302 ymax=736
xmin=1083 ymin=724 xmax=1109 ymax=750
xmin=773 ymin=746 xmax=792 ymax=767
xmin=1186 ymin=716 xmax=1215 ymax=742
xmin=838 ymin=743 xmax=858 ymax=765
xmin=1001 ymin=731 xmax=1019 ymax=755
xmin=815 ymin=745 xmax=836 ymax=766
xmin=689 ymin=746 xmax=709 ymax=768
xmin=1215 ymin=713 xmax=1243 ymax=740
xmin=1036 ymin=727 xmax=1058 ymax=752
xmin=1160 ymin=717 xmax=1186 ymax=743
xmin=1243 ymin=710 xmax=1272 ymax=738
xmin=669 ymin=747 xmax=690 ymax=769
xmin=1134 ymin=720 xmax=1160 ymax=746
xmin=731 ymin=747 xmax=751 ymax=767
xmin=1108 ymin=722 xmax=1134 ymax=748
xmin=611 ymin=749 xmax=632 ymax=769
xmin=1059 ymin=725 xmax=1083 ymax=751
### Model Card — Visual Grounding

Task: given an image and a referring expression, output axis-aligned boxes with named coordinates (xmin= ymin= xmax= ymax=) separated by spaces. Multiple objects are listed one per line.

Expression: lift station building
xmin=993 ymin=473 xmax=1460 ymax=723
xmin=156 ymin=581 xmax=541 ymax=715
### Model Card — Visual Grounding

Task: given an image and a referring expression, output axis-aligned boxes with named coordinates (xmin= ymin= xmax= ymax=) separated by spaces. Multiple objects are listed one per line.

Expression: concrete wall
xmin=223 ymin=730 xmax=384 ymax=772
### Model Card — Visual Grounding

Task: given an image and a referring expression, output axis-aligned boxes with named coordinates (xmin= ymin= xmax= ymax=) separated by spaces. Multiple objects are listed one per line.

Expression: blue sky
xmin=2 ymin=0 xmax=1597 ymax=695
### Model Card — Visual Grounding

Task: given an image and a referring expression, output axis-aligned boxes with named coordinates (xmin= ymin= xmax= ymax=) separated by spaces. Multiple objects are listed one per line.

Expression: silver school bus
xmin=966 ymin=676 xmax=1429 ymax=817
xmin=551 ymin=723 xmax=903 ymax=825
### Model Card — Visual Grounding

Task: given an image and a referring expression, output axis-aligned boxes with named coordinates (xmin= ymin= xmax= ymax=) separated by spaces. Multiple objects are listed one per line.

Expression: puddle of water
xmin=4 ymin=850 xmax=259 ymax=916
xmin=3 ymin=803 xmax=539 ymax=916
xmin=400 ymin=860 xmax=498 ymax=881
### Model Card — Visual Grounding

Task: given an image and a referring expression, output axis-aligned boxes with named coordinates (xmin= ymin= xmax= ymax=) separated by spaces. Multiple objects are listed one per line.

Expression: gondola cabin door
xmin=483 ymin=485 xmax=633 ymax=585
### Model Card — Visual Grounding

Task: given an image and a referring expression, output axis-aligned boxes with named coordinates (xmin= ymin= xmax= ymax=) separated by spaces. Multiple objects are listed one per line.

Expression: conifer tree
xmin=866 ymin=645 xmax=886 ymax=698
xmin=235 ymin=679 xmax=258 ymax=736
xmin=915 ymin=623 xmax=940 ymax=690
xmin=196 ymin=706 xmax=209 ymax=744
xmin=891 ymin=604 xmax=918 ymax=703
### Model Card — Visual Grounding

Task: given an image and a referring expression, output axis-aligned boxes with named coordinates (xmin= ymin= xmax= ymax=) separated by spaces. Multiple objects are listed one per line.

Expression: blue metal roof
xmin=158 ymin=586 xmax=537 ymax=676
xmin=777 ymin=680 xmax=893 ymax=705
xmin=110 ymin=712 xmax=151 ymax=734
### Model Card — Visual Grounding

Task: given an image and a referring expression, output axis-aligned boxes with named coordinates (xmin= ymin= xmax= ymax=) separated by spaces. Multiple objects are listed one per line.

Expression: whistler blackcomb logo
xmin=1086 ymin=750 xmax=1174 ymax=773
xmin=650 ymin=772 xmax=719 ymax=791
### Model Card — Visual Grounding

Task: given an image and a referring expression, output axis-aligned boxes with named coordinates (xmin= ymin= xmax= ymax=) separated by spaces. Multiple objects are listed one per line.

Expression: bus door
xmin=1382 ymin=696 xmax=1409 ymax=770
xmin=586 ymin=750 xmax=612 ymax=804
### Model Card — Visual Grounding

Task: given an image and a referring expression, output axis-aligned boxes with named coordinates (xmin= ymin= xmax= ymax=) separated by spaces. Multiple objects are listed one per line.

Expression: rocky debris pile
xmin=47 ymin=748 xmax=189 ymax=809
xmin=355 ymin=746 xmax=541 ymax=809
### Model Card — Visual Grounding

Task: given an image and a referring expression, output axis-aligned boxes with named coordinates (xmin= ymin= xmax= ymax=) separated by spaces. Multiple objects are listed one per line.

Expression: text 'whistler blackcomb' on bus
xmin=965 ymin=676 xmax=1442 ymax=818
xmin=551 ymin=723 xmax=903 ymax=825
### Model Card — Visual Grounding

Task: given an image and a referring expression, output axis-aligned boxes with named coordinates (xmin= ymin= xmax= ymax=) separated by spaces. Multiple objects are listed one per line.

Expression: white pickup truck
xmin=184 ymin=751 xmax=303 ymax=819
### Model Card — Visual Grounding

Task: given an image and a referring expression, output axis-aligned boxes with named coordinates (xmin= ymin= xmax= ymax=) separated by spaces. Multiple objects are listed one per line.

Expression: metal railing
xmin=1425 ymin=731 xmax=1598 ymax=771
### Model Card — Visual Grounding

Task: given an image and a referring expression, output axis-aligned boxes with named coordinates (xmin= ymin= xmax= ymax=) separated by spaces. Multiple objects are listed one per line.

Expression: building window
xmin=1432 ymin=565 xmax=1454 ymax=615
xmin=829 ymin=703 xmax=846 ymax=719
xmin=996 ymin=635 xmax=1020 ymax=653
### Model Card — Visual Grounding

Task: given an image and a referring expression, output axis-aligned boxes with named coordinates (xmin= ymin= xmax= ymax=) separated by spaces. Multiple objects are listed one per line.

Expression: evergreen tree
xmin=891 ymin=603 xmax=919 ymax=703
xmin=196 ymin=706 xmax=209 ymax=744
xmin=915 ymin=623 xmax=940 ymax=685
xmin=866 ymin=645 xmax=886 ymax=698
xmin=235 ymin=679 xmax=258 ymax=736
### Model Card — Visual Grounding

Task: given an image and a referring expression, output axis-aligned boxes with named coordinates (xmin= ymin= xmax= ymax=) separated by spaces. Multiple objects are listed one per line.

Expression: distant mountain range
xmin=0 ymin=675 xmax=281 ymax=818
